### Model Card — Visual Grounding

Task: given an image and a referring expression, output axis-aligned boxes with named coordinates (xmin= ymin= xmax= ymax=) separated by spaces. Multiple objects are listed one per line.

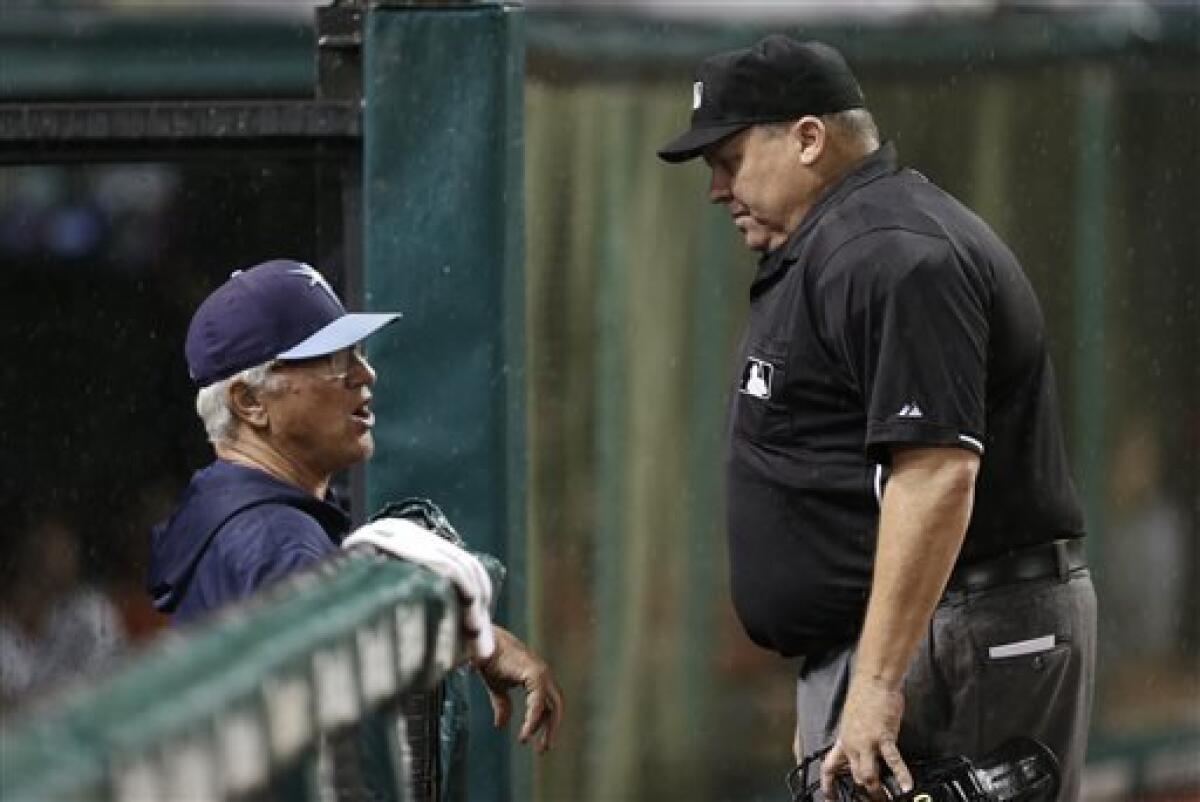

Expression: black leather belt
xmin=947 ymin=539 xmax=1086 ymax=593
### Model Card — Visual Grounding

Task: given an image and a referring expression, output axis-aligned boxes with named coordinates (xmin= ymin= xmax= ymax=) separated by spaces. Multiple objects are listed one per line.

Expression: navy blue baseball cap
xmin=657 ymin=35 xmax=865 ymax=163
xmin=185 ymin=259 xmax=400 ymax=386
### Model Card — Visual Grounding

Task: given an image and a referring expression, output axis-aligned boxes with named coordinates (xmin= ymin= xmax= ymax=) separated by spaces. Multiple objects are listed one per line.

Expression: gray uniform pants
xmin=794 ymin=569 xmax=1096 ymax=801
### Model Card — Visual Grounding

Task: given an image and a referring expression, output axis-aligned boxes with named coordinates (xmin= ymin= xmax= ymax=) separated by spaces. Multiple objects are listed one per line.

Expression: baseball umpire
xmin=658 ymin=36 xmax=1096 ymax=800
xmin=148 ymin=258 xmax=562 ymax=752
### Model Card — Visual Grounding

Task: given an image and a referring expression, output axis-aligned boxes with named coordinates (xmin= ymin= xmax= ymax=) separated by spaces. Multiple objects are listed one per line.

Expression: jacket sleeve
xmin=219 ymin=505 xmax=337 ymax=597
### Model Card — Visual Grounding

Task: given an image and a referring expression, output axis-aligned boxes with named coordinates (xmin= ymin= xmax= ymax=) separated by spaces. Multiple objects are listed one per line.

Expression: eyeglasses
xmin=270 ymin=343 xmax=369 ymax=384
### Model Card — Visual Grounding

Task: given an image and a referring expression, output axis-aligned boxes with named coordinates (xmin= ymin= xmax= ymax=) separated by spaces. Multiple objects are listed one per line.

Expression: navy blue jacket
xmin=148 ymin=460 xmax=350 ymax=625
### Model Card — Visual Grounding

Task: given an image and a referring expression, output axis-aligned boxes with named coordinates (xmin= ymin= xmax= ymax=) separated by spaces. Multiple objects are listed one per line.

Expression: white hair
xmin=822 ymin=108 xmax=881 ymax=151
xmin=195 ymin=362 xmax=280 ymax=444
xmin=762 ymin=108 xmax=881 ymax=152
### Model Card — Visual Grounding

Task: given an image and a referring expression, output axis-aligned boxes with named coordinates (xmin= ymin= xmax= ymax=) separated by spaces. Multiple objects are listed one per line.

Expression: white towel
xmin=343 ymin=518 xmax=496 ymax=661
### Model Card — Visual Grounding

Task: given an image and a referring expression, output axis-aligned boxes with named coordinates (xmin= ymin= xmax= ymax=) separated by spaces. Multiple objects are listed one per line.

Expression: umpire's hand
xmin=820 ymin=676 xmax=912 ymax=800
xmin=473 ymin=625 xmax=564 ymax=753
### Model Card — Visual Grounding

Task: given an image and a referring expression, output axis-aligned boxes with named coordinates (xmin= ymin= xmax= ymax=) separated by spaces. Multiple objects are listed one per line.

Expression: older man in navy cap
xmin=149 ymin=258 xmax=561 ymax=753
xmin=661 ymin=36 xmax=1095 ymax=800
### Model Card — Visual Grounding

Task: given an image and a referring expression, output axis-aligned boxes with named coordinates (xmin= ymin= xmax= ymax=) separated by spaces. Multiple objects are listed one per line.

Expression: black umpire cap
xmin=657 ymin=35 xmax=866 ymax=164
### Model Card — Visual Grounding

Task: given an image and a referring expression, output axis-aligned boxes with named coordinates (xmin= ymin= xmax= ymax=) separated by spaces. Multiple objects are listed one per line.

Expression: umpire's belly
xmin=725 ymin=456 xmax=877 ymax=658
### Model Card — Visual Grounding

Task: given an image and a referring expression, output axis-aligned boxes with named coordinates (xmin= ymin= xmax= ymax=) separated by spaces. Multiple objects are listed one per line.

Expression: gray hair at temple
xmin=194 ymin=362 xmax=281 ymax=444
xmin=763 ymin=108 xmax=881 ymax=151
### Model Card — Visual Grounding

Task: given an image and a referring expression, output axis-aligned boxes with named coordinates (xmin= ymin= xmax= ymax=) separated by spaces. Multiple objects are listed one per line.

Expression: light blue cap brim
xmin=277 ymin=312 xmax=401 ymax=360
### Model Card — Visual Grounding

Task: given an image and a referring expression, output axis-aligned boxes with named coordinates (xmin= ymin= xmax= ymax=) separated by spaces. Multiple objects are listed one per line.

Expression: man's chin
xmin=740 ymin=232 xmax=771 ymax=252
xmin=734 ymin=223 xmax=771 ymax=252
xmin=355 ymin=434 xmax=375 ymax=463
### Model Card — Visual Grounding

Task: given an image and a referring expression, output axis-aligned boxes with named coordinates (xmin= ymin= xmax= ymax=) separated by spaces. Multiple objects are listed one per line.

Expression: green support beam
xmin=362 ymin=5 xmax=525 ymax=800
xmin=1072 ymin=68 xmax=1113 ymax=559
xmin=3 ymin=7 xmax=1197 ymax=102
xmin=590 ymin=91 xmax=633 ymax=801
xmin=524 ymin=7 xmax=1200 ymax=74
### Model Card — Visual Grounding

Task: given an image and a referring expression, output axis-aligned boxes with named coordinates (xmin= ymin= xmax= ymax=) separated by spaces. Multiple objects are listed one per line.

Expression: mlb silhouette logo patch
xmin=739 ymin=357 xmax=774 ymax=399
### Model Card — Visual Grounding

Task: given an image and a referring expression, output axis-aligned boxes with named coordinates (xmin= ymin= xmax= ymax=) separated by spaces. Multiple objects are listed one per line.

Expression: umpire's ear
xmin=228 ymin=376 xmax=270 ymax=430
xmin=792 ymin=115 xmax=828 ymax=167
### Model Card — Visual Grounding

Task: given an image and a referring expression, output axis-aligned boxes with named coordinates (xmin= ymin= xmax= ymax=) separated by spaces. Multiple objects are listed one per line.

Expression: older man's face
xmin=262 ymin=345 xmax=378 ymax=478
xmin=703 ymin=125 xmax=816 ymax=253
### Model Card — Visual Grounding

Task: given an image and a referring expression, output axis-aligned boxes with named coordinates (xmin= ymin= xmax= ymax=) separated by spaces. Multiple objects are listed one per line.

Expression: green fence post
xmin=362 ymin=4 xmax=525 ymax=801
xmin=1072 ymin=67 xmax=1113 ymax=560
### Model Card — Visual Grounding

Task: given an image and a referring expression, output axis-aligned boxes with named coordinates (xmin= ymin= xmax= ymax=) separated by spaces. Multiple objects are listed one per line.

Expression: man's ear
xmin=228 ymin=379 xmax=270 ymax=430
xmin=792 ymin=116 xmax=827 ymax=166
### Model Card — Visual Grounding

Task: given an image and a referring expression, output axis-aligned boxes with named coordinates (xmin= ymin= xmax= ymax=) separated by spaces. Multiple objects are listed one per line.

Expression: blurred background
xmin=0 ymin=1 xmax=1196 ymax=800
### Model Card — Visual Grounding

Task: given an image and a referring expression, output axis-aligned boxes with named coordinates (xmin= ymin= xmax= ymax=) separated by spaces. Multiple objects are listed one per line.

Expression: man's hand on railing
xmin=345 ymin=506 xmax=564 ymax=755
xmin=343 ymin=518 xmax=498 ymax=660
xmin=473 ymin=625 xmax=564 ymax=754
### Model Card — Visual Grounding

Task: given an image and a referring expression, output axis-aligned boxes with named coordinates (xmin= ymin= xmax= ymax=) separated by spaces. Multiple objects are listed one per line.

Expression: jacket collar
xmin=751 ymin=141 xmax=899 ymax=295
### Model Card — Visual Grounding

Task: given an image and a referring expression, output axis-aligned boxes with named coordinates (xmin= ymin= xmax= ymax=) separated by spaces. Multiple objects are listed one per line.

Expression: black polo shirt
xmin=726 ymin=143 xmax=1084 ymax=657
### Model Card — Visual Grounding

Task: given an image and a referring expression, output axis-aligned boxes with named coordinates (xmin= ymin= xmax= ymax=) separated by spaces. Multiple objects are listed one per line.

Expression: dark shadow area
xmin=0 ymin=156 xmax=346 ymax=709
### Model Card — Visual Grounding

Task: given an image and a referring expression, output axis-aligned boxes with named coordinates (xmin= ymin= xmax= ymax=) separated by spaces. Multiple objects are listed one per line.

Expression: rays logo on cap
xmin=739 ymin=356 xmax=774 ymax=399
xmin=288 ymin=263 xmax=340 ymax=305
xmin=693 ymin=81 xmax=703 ymax=110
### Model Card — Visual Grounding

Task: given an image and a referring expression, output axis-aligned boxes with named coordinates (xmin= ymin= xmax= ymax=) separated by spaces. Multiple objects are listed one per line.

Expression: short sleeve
xmin=822 ymin=231 xmax=989 ymax=461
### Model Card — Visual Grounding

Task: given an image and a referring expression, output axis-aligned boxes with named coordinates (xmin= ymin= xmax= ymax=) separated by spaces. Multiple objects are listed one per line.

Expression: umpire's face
xmin=256 ymin=344 xmax=379 ymax=479
xmin=703 ymin=120 xmax=825 ymax=254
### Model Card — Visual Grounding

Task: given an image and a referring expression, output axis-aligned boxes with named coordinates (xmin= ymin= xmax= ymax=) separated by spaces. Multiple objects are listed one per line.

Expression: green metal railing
xmin=0 ymin=549 xmax=500 ymax=801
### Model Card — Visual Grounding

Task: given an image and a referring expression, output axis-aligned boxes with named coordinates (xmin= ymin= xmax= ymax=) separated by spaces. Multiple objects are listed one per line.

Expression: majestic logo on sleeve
xmin=739 ymin=357 xmax=774 ymax=399
xmin=693 ymin=81 xmax=704 ymax=110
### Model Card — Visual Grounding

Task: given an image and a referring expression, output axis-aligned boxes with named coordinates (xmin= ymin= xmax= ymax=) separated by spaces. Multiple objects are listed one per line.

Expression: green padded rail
xmin=0 ymin=550 xmax=503 ymax=802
